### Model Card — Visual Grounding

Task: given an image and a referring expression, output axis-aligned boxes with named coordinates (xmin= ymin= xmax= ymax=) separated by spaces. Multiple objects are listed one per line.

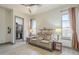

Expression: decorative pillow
xmin=45 ymin=35 xmax=50 ymax=40
xmin=38 ymin=37 xmax=43 ymax=40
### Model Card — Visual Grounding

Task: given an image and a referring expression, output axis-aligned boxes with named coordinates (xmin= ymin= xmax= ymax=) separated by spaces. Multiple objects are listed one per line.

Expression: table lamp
xmin=55 ymin=28 xmax=61 ymax=41
xmin=29 ymin=29 xmax=33 ymax=36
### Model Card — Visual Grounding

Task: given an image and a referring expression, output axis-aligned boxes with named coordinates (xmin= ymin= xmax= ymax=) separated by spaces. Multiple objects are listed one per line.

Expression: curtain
xmin=69 ymin=7 xmax=78 ymax=49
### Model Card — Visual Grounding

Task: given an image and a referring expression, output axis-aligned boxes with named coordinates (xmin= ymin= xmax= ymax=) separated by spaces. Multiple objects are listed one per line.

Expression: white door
xmin=0 ymin=8 xmax=6 ymax=43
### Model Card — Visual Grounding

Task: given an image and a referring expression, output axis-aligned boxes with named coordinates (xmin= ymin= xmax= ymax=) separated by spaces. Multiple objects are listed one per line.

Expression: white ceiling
xmin=30 ymin=4 xmax=64 ymax=15
xmin=0 ymin=4 xmax=77 ymax=15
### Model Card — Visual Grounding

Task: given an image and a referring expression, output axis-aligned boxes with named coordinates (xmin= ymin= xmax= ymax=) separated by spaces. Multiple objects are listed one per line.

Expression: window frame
xmin=61 ymin=10 xmax=72 ymax=40
xmin=30 ymin=19 xmax=37 ymax=35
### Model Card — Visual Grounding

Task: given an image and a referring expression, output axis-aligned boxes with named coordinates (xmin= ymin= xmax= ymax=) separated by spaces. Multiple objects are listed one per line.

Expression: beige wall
xmin=32 ymin=5 xmax=78 ymax=47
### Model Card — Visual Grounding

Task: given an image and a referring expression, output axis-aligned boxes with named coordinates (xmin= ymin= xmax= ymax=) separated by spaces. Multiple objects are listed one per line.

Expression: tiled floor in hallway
xmin=0 ymin=41 xmax=79 ymax=55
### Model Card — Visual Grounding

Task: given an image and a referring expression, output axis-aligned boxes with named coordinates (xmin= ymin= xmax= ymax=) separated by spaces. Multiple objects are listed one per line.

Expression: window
xmin=30 ymin=19 xmax=36 ymax=35
xmin=32 ymin=20 xmax=36 ymax=35
xmin=61 ymin=11 xmax=72 ymax=39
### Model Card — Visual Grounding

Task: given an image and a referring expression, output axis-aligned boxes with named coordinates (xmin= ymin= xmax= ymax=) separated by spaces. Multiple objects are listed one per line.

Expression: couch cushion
xmin=31 ymin=39 xmax=37 ymax=40
xmin=40 ymin=40 xmax=50 ymax=44
xmin=38 ymin=37 xmax=43 ymax=40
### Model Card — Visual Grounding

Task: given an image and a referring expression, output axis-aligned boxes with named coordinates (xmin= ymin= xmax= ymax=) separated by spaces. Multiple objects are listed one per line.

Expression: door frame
xmin=15 ymin=16 xmax=24 ymax=43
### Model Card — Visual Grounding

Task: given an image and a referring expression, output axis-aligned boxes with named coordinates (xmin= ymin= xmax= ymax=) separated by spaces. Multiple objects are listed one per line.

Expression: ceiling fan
xmin=21 ymin=4 xmax=41 ymax=14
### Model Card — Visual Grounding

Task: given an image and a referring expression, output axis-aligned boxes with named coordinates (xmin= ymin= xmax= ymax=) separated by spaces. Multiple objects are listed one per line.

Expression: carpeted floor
xmin=0 ymin=40 xmax=79 ymax=55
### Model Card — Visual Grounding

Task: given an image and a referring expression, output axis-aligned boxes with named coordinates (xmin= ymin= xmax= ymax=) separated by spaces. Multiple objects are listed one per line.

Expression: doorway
xmin=15 ymin=16 xmax=24 ymax=43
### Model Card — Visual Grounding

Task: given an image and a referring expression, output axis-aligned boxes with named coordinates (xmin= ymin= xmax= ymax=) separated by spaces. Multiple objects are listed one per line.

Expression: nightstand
xmin=26 ymin=36 xmax=36 ymax=43
xmin=53 ymin=41 xmax=62 ymax=51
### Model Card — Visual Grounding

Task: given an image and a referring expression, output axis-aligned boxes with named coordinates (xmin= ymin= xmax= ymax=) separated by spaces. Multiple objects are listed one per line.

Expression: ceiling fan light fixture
xmin=24 ymin=6 xmax=32 ymax=14
xmin=21 ymin=4 xmax=41 ymax=14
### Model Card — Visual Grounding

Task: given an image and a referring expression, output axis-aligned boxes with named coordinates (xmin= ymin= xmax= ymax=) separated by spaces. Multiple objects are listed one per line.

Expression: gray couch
xmin=29 ymin=38 xmax=53 ymax=51
xmin=29 ymin=29 xmax=54 ymax=51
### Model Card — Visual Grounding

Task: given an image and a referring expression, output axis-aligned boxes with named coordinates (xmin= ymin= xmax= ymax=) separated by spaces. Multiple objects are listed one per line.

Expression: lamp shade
xmin=55 ymin=28 xmax=61 ymax=33
xmin=30 ymin=29 xmax=33 ymax=32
